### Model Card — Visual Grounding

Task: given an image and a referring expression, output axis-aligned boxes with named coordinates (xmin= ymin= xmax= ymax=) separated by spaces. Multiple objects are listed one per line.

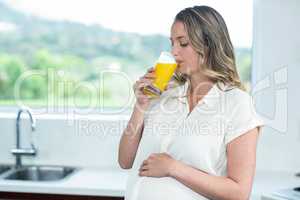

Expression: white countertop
xmin=0 ymin=168 xmax=299 ymax=199
xmin=0 ymin=167 xmax=129 ymax=197
xmin=252 ymin=170 xmax=300 ymax=200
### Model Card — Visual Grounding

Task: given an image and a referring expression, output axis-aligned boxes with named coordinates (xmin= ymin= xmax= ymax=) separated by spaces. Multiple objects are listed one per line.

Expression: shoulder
xmin=222 ymin=86 xmax=264 ymax=145
xmin=218 ymin=85 xmax=258 ymax=118
xmin=223 ymin=86 xmax=253 ymax=107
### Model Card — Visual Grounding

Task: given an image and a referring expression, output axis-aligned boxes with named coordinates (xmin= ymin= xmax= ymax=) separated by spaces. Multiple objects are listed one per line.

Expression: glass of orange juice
xmin=143 ymin=52 xmax=178 ymax=98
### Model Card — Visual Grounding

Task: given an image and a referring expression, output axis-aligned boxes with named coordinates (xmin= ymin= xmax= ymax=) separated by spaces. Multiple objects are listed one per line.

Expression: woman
xmin=118 ymin=5 xmax=263 ymax=200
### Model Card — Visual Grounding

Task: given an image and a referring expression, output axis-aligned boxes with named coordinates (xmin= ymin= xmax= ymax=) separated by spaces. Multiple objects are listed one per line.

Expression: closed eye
xmin=180 ymin=43 xmax=188 ymax=47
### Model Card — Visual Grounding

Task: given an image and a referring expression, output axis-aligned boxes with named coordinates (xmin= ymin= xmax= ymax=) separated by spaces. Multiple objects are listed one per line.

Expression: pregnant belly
xmin=133 ymin=176 xmax=208 ymax=200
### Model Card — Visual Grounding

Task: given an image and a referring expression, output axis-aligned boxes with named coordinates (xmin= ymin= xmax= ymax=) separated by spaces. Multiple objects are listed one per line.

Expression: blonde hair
xmin=175 ymin=6 xmax=245 ymax=91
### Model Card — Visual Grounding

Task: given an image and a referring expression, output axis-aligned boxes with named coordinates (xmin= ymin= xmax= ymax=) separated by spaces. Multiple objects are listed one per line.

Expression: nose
xmin=171 ymin=45 xmax=179 ymax=59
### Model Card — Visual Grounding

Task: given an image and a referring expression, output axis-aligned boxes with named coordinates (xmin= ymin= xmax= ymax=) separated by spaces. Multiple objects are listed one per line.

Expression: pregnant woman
xmin=118 ymin=5 xmax=264 ymax=200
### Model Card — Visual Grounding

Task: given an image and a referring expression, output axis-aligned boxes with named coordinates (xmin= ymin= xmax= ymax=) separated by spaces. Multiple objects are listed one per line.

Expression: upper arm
xmin=226 ymin=127 xmax=260 ymax=196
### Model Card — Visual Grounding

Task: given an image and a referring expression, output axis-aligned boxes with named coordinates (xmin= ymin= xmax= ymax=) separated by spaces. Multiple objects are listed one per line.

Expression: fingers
xmin=138 ymin=78 xmax=153 ymax=85
xmin=144 ymin=73 xmax=155 ymax=79
xmin=140 ymin=154 xmax=155 ymax=167
xmin=133 ymin=67 xmax=156 ymax=99
xmin=139 ymin=169 xmax=148 ymax=177
xmin=144 ymin=67 xmax=155 ymax=79
xmin=139 ymin=160 xmax=149 ymax=171
xmin=147 ymin=67 xmax=155 ymax=72
xmin=133 ymin=79 xmax=153 ymax=93
xmin=139 ymin=164 xmax=148 ymax=171
xmin=142 ymin=159 xmax=148 ymax=165
xmin=133 ymin=67 xmax=155 ymax=94
xmin=143 ymin=68 xmax=156 ymax=80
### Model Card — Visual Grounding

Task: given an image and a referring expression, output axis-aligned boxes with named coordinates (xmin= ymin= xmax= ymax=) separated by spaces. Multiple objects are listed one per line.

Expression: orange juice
xmin=153 ymin=62 xmax=177 ymax=91
xmin=143 ymin=52 xmax=177 ymax=98
xmin=143 ymin=62 xmax=177 ymax=98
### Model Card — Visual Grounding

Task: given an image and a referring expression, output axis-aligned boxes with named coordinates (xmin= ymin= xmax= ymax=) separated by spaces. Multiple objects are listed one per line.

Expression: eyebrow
xmin=169 ymin=36 xmax=187 ymax=41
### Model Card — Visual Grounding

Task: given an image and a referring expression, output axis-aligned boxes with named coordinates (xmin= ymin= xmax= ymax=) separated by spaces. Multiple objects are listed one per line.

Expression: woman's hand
xmin=133 ymin=67 xmax=155 ymax=111
xmin=139 ymin=153 xmax=177 ymax=177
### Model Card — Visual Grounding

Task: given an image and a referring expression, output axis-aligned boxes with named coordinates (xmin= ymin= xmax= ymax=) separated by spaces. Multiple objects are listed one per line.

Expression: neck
xmin=187 ymin=73 xmax=214 ymax=97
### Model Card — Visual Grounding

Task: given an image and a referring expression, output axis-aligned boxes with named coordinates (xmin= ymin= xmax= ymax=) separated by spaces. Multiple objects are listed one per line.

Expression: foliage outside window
xmin=0 ymin=2 xmax=252 ymax=111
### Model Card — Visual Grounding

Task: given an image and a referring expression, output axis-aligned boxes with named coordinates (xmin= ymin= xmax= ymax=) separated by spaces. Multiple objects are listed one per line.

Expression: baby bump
xmin=134 ymin=176 xmax=208 ymax=200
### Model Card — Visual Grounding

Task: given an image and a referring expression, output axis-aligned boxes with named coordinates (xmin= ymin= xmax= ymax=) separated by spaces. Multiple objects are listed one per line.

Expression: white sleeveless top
xmin=124 ymin=81 xmax=264 ymax=200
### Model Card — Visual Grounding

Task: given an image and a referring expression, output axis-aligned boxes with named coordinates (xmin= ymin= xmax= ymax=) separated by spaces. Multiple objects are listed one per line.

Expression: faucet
xmin=11 ymin=107 xmax=37 ymax=168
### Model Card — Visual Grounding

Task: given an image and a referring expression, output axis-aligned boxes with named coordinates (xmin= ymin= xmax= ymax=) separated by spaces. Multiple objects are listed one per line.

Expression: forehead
xmin=170 ymin=21 xmax=187 ymax=39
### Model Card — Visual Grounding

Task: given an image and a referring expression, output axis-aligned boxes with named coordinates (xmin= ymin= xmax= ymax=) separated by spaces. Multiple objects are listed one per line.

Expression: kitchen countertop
xmin=252 ymin=170 xmax=300 ymax=200
xmin=0 ymin=167 xmax=129 ymax=197
xmin=0 ymin=168 xmax=299 ymax=199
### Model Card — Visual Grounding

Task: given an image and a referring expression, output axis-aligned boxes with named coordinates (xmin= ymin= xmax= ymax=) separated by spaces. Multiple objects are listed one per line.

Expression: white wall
xmin=252 ymin=0 xmax=300 ymax=171
xmin=0 ymin=113 xmax=128 ymax=169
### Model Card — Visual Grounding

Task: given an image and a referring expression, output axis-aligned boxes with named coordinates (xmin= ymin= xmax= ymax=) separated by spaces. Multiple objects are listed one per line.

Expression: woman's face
xmin=170 ymin=21 xmax=202 ymax=77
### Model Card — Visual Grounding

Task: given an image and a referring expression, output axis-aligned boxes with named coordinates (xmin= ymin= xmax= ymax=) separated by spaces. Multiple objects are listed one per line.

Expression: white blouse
xmin=125 ymin=81 xmax=264 ymax=200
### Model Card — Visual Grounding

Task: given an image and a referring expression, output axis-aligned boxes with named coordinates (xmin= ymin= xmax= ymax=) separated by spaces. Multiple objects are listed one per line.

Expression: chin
xmin=176 ymin=65 xmax=187 ymax=74
xmin=177 ymin=68 xmax=191 ymax=76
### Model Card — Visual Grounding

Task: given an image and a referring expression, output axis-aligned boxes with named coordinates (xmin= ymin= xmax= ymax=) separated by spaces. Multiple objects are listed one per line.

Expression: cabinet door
xmin=0 ymin=192 xmax=124 ymax=200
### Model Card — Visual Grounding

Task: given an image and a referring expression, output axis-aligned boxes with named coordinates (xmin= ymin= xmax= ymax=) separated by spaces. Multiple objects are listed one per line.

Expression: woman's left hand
xmin=139 ymin=153 xmax=177 ymax=177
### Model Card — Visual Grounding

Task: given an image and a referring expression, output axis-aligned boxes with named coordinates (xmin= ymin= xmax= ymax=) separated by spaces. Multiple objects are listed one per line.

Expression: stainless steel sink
xmin=0 ymin=165 xmax=11 ymax=174
xmin=4 ymin=166 xmax=77 ymax=181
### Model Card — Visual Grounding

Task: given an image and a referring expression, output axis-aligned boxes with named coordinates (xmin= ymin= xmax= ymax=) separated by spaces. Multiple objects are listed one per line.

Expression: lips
xmin=176 ymin=60 xmax=183 ymax=66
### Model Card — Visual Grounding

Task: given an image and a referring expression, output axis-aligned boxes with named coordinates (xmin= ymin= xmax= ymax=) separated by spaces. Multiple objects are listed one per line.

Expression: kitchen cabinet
xmin=0 ymin=192 xmax=123 ymax=200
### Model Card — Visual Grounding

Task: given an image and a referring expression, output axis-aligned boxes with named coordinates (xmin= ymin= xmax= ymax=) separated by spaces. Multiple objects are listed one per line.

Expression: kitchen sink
xmin=0 ymin=165 xmax=11 ymax=174
xmin=4 ymin=166 xmax=77 ymax=181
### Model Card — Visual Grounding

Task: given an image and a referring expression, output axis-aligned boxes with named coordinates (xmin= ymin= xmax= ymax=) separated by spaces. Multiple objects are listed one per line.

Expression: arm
xmin=169 ymin=128 xmax=260 ymax=200
xmin=118 ymin=104 xmax=146 ymax=169
xmin=118 ymin=67 xmax=155 ymax=169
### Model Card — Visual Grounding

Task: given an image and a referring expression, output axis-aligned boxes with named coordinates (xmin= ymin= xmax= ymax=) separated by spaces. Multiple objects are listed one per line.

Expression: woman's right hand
xmin=133 ymin=67 xmax=155 ymax=110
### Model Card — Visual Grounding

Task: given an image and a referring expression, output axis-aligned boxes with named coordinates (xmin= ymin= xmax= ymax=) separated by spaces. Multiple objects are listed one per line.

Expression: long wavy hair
xmin=175 ymin=6 xmax=245 ymax=91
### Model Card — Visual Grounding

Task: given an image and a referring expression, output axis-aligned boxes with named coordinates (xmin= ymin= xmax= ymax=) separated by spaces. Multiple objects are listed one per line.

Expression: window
xmin=0 ymin=0 xmax=253 ymax=113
